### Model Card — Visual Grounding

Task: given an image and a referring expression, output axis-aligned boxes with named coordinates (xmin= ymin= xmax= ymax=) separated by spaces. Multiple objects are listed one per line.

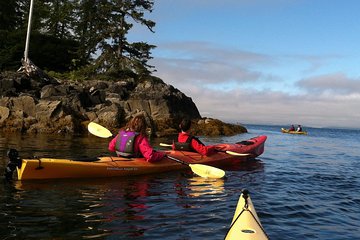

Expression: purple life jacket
xmin=115 ymin=130 xmax=139 ymax=157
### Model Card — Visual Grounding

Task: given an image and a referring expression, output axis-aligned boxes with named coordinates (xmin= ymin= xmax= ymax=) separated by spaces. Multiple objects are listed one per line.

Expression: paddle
xmin=88 ymin=122 xmax=114 ymax=138
xmin=159 ymin=143 xmax=251 ymax=157
xmin=167 ymin=155 xmax=225 ymax=179
xmin=87 ymin=122 xmax=226 ymax=179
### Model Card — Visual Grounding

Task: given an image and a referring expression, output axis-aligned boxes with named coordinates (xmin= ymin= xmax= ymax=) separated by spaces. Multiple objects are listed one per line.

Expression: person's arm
xmin=108 ymin=135 xmax=118 ymax=152
xmin=191 ymin=138 xmax=216 ymax=156
xmin=137 ymin=135 xmax=166 ymax=162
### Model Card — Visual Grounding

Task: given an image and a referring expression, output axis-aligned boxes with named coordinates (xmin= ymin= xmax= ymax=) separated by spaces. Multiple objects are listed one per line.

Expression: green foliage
xmin=0 ymin=0 xmax=20 ymax=31
xmin=1 ymin=0 xmax=157 ymax=79
xmin=0 ymin=0 xmax=25 ymax=70
xmin=29 ymin=33 xmax=80 ymax=72
xmin=41 ymin=0 xmax=77 ymax=39
xmin=0 ymin=30 xmax=25 ymax=70
xmin=76 ymin=0 xmax=156 ymax=77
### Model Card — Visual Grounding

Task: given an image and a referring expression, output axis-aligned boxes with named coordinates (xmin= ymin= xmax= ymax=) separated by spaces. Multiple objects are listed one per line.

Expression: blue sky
xmin=130 ymin=0 xmax=360 ymax=129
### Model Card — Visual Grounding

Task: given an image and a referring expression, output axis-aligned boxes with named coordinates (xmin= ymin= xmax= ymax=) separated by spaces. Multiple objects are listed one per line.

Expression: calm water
xmin=0 ymin=125 xmax=359 ymax=239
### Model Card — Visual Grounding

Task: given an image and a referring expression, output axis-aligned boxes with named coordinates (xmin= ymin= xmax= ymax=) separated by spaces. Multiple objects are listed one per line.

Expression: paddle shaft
xmin=166 ymin=155 xmax=189 ymax=166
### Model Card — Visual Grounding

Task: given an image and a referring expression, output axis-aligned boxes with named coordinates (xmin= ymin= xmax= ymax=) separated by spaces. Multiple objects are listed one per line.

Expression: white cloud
xmin=152 ymin=41 xmax=277 ymax=86
xmin=150 ymin=43 xmax=360 ymax=129
xmin=192 ymin=87 xmax=360 ymax=128
xmin=297 ymin=73 xmax=360 ymax=94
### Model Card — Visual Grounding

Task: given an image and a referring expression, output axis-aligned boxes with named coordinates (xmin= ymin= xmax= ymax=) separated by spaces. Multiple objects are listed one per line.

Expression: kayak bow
xmin=224 ymin=189 xmax=268 ymax=240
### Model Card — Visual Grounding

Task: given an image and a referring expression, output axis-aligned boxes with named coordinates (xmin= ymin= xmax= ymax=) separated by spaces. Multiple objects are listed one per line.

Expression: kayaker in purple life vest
xmin=289 ymin=125 xmax=295 ymax=131
xmin=108 ymin=114 xmax=166 ymax=162
xmin=175 ymin=118 xmax=216 ymax=156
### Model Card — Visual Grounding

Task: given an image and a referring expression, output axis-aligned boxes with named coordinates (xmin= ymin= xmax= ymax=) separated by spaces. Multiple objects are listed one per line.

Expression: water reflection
xmin=187 ymin=176 xmax=225 ymax=197
xmin=3 ymin=176 xmax=165 ymax=238
xmin=221 ymin=158 xmax=264 ymax=172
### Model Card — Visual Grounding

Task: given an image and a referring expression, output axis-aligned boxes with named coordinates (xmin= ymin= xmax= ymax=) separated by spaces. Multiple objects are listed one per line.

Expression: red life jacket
xmin=174 ymin=135 xmax=204 ymax=151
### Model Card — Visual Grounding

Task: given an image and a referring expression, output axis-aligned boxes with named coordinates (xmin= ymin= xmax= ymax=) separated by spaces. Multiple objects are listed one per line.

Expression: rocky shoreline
xmin=0 ymin=71 xmax=247 ymax=137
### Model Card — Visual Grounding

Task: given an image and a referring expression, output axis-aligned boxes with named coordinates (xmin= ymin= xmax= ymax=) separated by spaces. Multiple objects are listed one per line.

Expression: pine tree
xmin=1 ymin=0 xmax=157 ymax=76
xmin=74 ymin=0 xmax=100 ymax=67
xmin=41 ymin=0 xmax=77 ymax=39
xmin=0 ymin=0 xmax=24 ymax=70
xmin=0 ymin=0 xmax=20 ymax=31
xmin=77 ymin=0 xmax=156 ymax=78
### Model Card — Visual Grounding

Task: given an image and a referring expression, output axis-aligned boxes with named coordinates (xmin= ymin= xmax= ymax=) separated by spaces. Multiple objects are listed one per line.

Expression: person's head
xmin=126 ymin=114 xmax=147 ymax=135
xmin=179 ymin=118 xmax=192 ymax=132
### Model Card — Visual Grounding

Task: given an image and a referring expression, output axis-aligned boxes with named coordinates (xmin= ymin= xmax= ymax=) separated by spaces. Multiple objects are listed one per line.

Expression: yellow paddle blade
xmin=226 ymin=151 xmax=251 ymax=157
xmin=88 ymin=122 xmax=113 ymax=138
xmin=189 ymin=164 xmax=225 ymax=179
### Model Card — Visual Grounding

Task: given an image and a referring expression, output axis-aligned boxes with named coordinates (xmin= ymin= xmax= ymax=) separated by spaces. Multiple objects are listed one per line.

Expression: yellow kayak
xmin=281 ymin=128 xmax=308 ymax=135
xmin=224 ymin=189 xmax=269 ymax=240
xmin=4 ymin=135 xmax=267 ymax=181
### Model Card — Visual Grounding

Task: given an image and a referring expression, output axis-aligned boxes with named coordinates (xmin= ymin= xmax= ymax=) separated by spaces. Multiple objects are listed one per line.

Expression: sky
xmin=129 ymin=0 xmax=360 ymax=129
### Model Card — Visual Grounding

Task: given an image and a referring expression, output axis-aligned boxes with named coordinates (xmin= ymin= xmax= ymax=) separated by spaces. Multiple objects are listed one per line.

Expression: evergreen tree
xmin=1 ymin=0 xmax=157 ymax=76
xmin=41 ymin=0 xmax=77 ymax=39
xmin=2 ymin=0 xmax=82 ymax=72
xmin=80 ymin=0 xmax=156 ymax=78
xmin=0 ymin=0 xmax=24 ymax=70
xmin=73 ymin=0 xmax=99 ymax=68
xmin=0 ymin=0 xmax=21 ymax=31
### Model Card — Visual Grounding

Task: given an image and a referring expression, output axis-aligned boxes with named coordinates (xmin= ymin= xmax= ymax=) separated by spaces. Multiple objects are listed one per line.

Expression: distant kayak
xmin=281 ymin=128 xmax=308 ymax=135
xmin=224 ymin=189 xmax=269 ymax=240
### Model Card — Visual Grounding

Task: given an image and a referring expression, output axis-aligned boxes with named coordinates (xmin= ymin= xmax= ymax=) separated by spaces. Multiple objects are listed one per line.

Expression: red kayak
xmin=214 ymin=135 xmax=267 ymax=157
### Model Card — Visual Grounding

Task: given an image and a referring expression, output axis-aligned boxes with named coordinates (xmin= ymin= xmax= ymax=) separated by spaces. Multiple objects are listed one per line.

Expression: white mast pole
xmin=24 ymin=0 xmax=35 ymax=63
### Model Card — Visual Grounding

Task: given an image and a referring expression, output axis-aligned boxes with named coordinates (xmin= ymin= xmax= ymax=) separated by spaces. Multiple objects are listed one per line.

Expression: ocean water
xmin=0 ymin=125 xmax=359 ymax=239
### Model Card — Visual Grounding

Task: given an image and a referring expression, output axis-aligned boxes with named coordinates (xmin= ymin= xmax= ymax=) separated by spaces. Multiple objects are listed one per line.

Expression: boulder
xmin=0 ymin=71 xmax=247 ymax=136
xmin=0 ymin=106 xmax=10 ymax=124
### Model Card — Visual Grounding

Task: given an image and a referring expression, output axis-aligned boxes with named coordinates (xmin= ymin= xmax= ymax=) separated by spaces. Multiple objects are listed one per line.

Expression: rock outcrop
xmin=0 ymin=71 xmax=247 ymax=136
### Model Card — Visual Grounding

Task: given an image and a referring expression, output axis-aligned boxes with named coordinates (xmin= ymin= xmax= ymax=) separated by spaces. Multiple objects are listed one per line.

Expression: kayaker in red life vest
xmin=289 ymin=125 xmax=295 ymax=131
xmin=176 ymin=118 xmax=216 ymax=156
xmin=108 ymin=114 xmax=166 ymax=162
